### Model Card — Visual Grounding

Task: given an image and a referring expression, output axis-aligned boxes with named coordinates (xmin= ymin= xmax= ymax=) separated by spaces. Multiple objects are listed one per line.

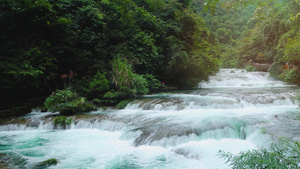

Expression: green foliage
xmin=296 ymin=92 xmax=300 ymax=110
xmin=268 ymin=61 xmax=283 ymax=77
xmin=219 ymin=138 xmax=300 ymax=169
xmin=79 ymin=71 xmax=110 ymax=100
xmin=219 ymin=45 xmax=239 ymax=68
xmin=231 ymin=0 xmax=300 ymax=85
xmin=117 ymin=99 xmax=133 ymax=109
xmin=89 ymin=71 xmax=109 ymax=94
xmin=41 ymin=158 xmax=58 ymax=165
xmin=72 ymin=71 xmax=110 ymax=102
xmin=132 ymin=74 xmax=149 ymax=95
xmin=0 ymin=0 xmax=59 ymax=103
xmin=36 ymin=158 xmax=58 ymax=168
xmin=103 ymin=90 xmax=121 ymax=99
xmin=100 ymin=73 xmax=162 ymax=104
xmin=111 ymin=57 xmax=152 ymax=97
xmin=44 ymin=88 xmax=94 ymax=115
xmin=53 ymin=116 xmax=73 ymax=126
xmin=278 ymin=68 xmax=300 ymax=84
xmin=283 ymin=33 xmax=300 ymax=65
xmin=112 ymin=57 xmax=134 ymax=92
xmin=1 ymin=0 xmax=222 ymax=105
xmin=245 ymin=65 xmax=256 ymax=72
xmin=198 ymin=1 xmax=256 ymax=69
xmin=44 ymin=89 xmax=77 ymax=112
xmin=178 ymin=0 xmax=192 ymax=8
xmin=143 ymin=74 xmax=164 ymax=92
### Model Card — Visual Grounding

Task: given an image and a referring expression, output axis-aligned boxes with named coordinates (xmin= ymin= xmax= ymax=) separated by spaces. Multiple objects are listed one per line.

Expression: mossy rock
xmin=44 ymin=89 xmax=96 ymax=115
xmin=117 ymin=99 xmax=134 ymax=109
xmin=35 ymin=158 xmax=58 ymax=168
xmin=58 ymin=101 xmax=95 ymax=115
xmin=53 ymin=116 xmax=72 ymax=128
xmin=296 ymin=115 xmax=300 ymax=121
xmin=0 ymin=153 xmax=9 ymax=169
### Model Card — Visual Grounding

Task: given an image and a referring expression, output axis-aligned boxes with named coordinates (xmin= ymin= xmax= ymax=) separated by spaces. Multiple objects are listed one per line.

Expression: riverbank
xmin=0 ymin=97 xmax=47 ymax=118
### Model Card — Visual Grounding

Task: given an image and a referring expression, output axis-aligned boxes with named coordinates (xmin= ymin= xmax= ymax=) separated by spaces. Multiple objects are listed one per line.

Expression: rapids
xmin=1 ymin=69 xmax=300 ymax=169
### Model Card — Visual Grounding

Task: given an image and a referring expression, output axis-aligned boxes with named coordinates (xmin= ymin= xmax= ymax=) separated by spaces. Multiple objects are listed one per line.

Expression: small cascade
xmin=199 ymin=69 xmax=288 ymax=88
xmin=125 ymin=90 xmax=297 ymax=111
xmin=0 ymin=118 xmax=54 ymax=131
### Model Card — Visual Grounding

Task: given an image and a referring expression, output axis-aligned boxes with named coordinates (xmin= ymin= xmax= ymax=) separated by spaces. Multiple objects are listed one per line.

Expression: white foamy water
xmin=1 ymin=69 xmax=300 ymax=169
xmin=199 ymin=69 xmax=288 ymax=88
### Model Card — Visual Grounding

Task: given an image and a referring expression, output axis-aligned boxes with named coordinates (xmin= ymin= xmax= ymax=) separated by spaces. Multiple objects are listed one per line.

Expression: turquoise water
xmin=1 ymin=69 xmax=300 ymax=169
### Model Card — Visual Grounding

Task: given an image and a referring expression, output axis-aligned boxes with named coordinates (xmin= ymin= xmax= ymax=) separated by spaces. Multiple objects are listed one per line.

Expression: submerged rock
xmin=0 ymin=153 xmax=9 ymax=168
xmin=35 ymin=158 xmax=58 ymax=169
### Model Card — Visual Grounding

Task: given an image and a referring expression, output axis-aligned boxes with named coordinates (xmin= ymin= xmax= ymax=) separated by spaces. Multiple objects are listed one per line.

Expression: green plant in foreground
xmin=218 ymin=138 xmax=300 ymax=169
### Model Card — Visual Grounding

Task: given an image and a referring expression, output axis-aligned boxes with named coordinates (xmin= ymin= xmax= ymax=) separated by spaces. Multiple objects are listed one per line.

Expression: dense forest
xmin=1 ymin=0 xmax=300 ymax=108
xmin=0 ymin=0 xmax=220 ymax=107
xmin=203 ymin=0 xmax=300 ymax=84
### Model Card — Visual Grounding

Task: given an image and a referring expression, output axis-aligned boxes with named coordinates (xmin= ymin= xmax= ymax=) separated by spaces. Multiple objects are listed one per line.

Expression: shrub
xmin=132 ymin=74 xmax=149 ymax=96
xmin=143 ymin=74 xmax=164 ymax=92
xmin=44 ymin=88 xmax=95 ymax=115
xmin=111 ymin=57 xmax=152 ymax=97
xmin=278 ymin=68 xmax=300 ymax=84
xmin=219 ymin=138 xmax=300 ymax=169
xmin=89 ymin=71 xmax=109 ymax=95
xmin=184 ymin=78 xmax=202 ymax=89
xmin=268 ymin=61 xmax=283 ymax=77
xmin=112 ymin=57 xmax=134 ymax=92
xmin=73 ymin=71 xmax=110 ymax=99
xmin=245 ymin=65 xmax=256 ymax=72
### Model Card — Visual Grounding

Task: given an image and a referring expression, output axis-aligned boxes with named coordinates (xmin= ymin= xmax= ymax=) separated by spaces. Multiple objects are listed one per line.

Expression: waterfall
xmin=1 ymin=69 xmax=300 ymax=169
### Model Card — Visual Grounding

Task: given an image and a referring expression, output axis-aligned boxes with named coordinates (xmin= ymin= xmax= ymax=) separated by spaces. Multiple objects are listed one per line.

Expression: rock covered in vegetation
xmin=53 ymin=116 xmax=73 ymax=129
xmin=117 ymin=99 xmax=134 ymax=109
xmin=44 ymin=89 xmax=95 ymax=115
xmin=35 ymin=158 xmax=58 ymax=168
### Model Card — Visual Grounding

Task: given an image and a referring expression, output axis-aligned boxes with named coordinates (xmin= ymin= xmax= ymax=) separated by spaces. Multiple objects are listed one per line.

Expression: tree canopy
xmin=0 ymin=0 xmax=219 ymax=105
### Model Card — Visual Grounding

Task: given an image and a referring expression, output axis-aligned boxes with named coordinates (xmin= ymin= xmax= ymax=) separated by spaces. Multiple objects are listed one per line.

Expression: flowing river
xmin=1 ymin=69 xmax=300 ymax=169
